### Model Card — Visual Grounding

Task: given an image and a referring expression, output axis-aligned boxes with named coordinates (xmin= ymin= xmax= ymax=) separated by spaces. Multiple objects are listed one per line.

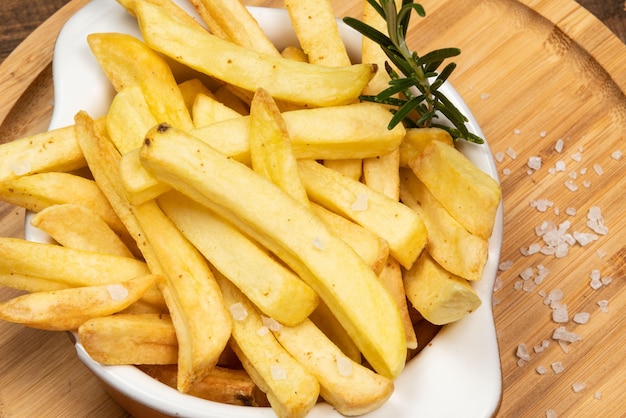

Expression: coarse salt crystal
xmin=597 ymin=300 xmax=609 ymax=313
xmin=571 ymin=152 xmax=582 ymax=162
xmin=572 ymin=382 xmax=586 ymax=393
xmin=564 ymin=180 xmax=578 ymax=191
xmin=312 ymin=236 xmax=325 ymax=250
xmin=528 ymin=156 xmax=542 ymax=170
xmin=351 ymin=192 xmax=369 ymax=211
xmin=573 ymin=231 xmax=598 ymax=246
xmin=555 ymin=139 xmax=564 ymax=153
xmin=552 ymin=303 xmax=568 ymax=323
xmin=513 ymin=281 xmax=523 ymax=291
xmin=536 ymin=365 xmax=548 ymax=374
xmin=579 ymin=167 xmax=588 ymax=175
xmin=257 ymin=326 xmax=270 ymax=336
xmin=540 ymin=131 xmax=547 ymax=138
xmin=503 ymin=168 xmax=511 ymax=175
xmin=573 ymin=312 xmax=590 ymax=324
xmin=601 ymin=276 xmax=612 ymax=286
xmin=546 ymin=409 xmax=558 ymax=418
xmin=593 ymin=163 xmax=604 ymax=175
xmin=261 ymin=316 xmax=283 ymax=332
xmin=493 ymin=277 xmax=503 ymax=292
xmin=499 ymin=260 xmax=514 ymax=271
xmin=558 ymin=340 xmax=570 ymax=353
xmin=495 ymin=151 xmax=505 ymax=162
xmin=506 ymin=147 xmax=517 ymax=159
xmin=594 ymin=391 xmax=602 ymax=400
xmin=530 ymin=199 xmax=553 ymax=212
xmin=555 ymin=160 xmax=566 ymax=172
xmin=565 ymin=207 xmax=576 ymax=216
xmin=10 ymin=160 xmax=31 ymax=176
xmin=480 ymin=93 xmax=490 ymax=100
xmin=582 ymin=180 xmax=591 ymax=188
xmin=551 ymin=362 xmax=565 ymax=374
xmin=229 ymin=303 xmax=248 ymax=321
xmin=336 ymin=356 xmax=353 ymax=377
xmin=553 ymin=326 xmax=582 ymax=343
xmin=523 ymin=280 xmax=536 ymax=292
xmin=514 ymin=129 xmax=521 ymax=135
xmin=611 ymin=150 xmax=622 ymax=160
xmin=568 ymin=171 xmax=577 ymax=179
xmin=596 ymin=249 xmax=607 ymax=259
xmin=527 ymin=243 xmax=542 ymax=255
xmin=106 ymin=284 xmax=129 ymax=301
xmin=520 ymin=267 xmax=534 ymax=280
xmin=271 ymin=365 xmax=287 ymax=381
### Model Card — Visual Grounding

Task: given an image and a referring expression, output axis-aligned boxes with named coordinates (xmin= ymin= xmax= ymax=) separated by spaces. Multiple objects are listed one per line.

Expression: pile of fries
xmin=0 ymin=0 xmax=501 ymax=416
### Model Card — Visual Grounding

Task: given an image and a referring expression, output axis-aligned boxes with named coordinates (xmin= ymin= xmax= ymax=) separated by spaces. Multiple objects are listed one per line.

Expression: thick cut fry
xmin=399 ymin=127 xmax=454 ymax=167
xmin=363 ymin=149 xmax=401 ymax=201
xmin=132 ymin=1 xmax=375 ymax=107
xmin=30 ymin=204 xmax=134 ymax=258
xmin=377 ymin=258 xmax=418 ymax=349
xmin=281 ymin=46 xmax=308 ymax=62
xmin=217 ymin=275 xmax=320 ymax=418
xmin=0 ymin=274 xmax=158 ymax=331
xmin=120 ymin=102 xmax=406 ymax=205
xmin=178 ymin=78 xmax=214 ymax=114
xmin=309 ymin=300 xmax=361 ymax=363
xmin=0 ymin=125 xmax=85 ymax=183
xmin=0 ymin=237 xmax=164 ymax=308
xmin=139 ymin=364 xmax=270 ymax=407
xmin=283 ymin=0 xmax=351 ymax=67
xmin=310 ymin=203 xmax=388 ymax=275
xmin=192 ymin=93 xmax=241 ymax=128
xmin=406 ymin=138 xmax=501 ymax=239
xmin=323 ymin=159 xmax=363 ymax=181
xmin=87 ymin=32 xmax=193 ymax=131
xmin=79 ymin=313 xmax=177 ymax=365
xmin=248 ymin=88 xmax=309 ymax=206
xmin=193 ymin=102 xmax=405 ymax=163
xmin=188 ymin=0 xmax=280 ymax=56
xmin=106 ymin=85 xmax=157 ymax=155
xmin=403 ymin=251 xmax=481 ymax=325
xmin=273 ymin=318 xmax=394 ymax=416
xmin=139 ymin=125 xmax=406 ymax=379
xmin=158 ymin=190 xmax=318 ymax=326
xmin=133 ymin=199 xmax=232 ymax=393
xmin=298 ymin=159 xmax=427 ymax=269
xmin=400 ymin=168 xmax=488 ymax=281
xmin=0 ymin=172 xmax=129 ymax=242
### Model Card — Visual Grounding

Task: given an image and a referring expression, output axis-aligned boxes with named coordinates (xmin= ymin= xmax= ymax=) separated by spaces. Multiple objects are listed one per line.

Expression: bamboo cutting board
xmin=0 ymin=0 xmax=624 ymax=417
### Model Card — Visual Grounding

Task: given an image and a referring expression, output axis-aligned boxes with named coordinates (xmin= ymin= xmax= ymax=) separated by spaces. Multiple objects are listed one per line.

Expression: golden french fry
xmin=310 ymin=203 xmax=389 ymax=275
xmin=106 ymin=85 xmax=157 ymax=155
xmin=30 ymin=203 xmax=134 ymax=258
xmin=248 ymin=88 xmax=309 ymax=206
xmin=116 ymin=0 xmax=207 ymax=33
xmin=119 ymin=148 xmax=171 ymax=205
xmin=194 ymin=102 xmax=405 ymax=163
xmin=217 ymin=275 xmax=320 ymax=418
xmin=158 ymin=190 xmax=319 ymax=326
xmin=139 ymin=364 xmax=270 ymax=407
xmin=187 ymin=0 xmax=280 ymax=56
xmin=298 ymin=159 xmax=427 ymax=269
xmin=363 ymin=148 xmax=401 ymax=201
xmin=377 ymin=257 xmax=418 ymax=349
xmin=0 ymin=172 xmax=129 ymax=243
xmin=309 ymin=300 xmax=361 ymax=364
xmin=403 ymin=251 xmax=481 ymax=325
xmin=192 ymin=93 xmax=242 ymax=128
xmin=79 ymin=313 xmax=177 ymax=365
xmin=87 ymin=32 xmax=193 ymax=131
xmin=213 ymin=85 xmax=250 ymax=115
xmin=273 ymin=318 xmax=394 ymax=416
xmin=0 ymin=237 xmax=164 ymax=308
xmin=281 ymin=46 xmax=308 ymax=62
xmin=400 ymin=168 xmax=488 ymax=281
xmin=133 ymin=199 xmax=232 ymax=393
xmin=139 ymin=125 xmax=406 ymax=379
xmin=283 ymin=0 xmax=351 ymax=67
xmin=323 ymin=159 xmax=363 ymax=181
xmin=0 ymin=274 xmax=158 ymax=331
xmin=399 ymin=127 xmax=454 ymax=167
xmin=132 ymin=1 xmax=375 ymax=107
xmin=0 ymin=125 xmax=86 ymax=183
xmin=405 ymin=135 xmax=501 ymax=239
xmin=177 ymin=78 xmax=214 ymax=114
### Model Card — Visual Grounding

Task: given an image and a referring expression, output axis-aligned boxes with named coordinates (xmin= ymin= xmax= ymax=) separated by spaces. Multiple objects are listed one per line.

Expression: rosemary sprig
xmin=343 ymin=0 xmax=484 ymax=144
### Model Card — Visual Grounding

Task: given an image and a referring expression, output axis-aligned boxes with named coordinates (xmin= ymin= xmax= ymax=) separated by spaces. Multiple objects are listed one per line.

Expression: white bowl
xmin=31 ymin=1 xmax=504 ymax=416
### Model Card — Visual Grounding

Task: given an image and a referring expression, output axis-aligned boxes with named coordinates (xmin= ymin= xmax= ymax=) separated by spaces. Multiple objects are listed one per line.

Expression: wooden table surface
xmin=1 ymin=1 xmax=624 ymax=417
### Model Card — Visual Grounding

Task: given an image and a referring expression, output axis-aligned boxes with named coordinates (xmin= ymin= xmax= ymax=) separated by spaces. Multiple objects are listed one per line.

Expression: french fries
xmin=0 ymin=0 xmax=503 ymax=416
xmin=139 ymin=124 xmax=407 ymax=379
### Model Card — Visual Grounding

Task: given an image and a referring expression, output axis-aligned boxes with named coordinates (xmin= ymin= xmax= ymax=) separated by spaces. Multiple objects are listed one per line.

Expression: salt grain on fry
xmin=107 ymin=284 xmax=129 ymax=301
